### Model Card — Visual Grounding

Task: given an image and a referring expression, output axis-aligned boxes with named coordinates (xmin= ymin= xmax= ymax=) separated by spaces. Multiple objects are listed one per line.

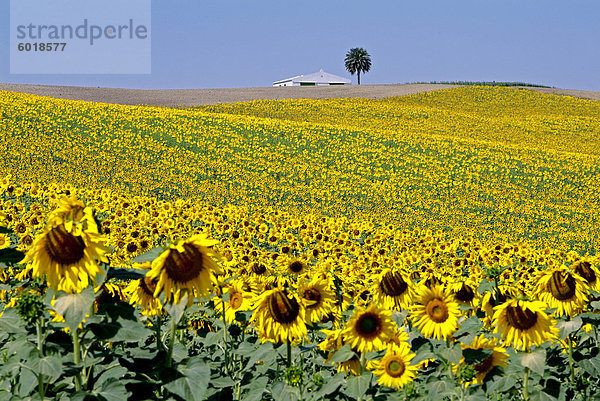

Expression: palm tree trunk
xmin=358 ymin=71 xmax=361 ymax=85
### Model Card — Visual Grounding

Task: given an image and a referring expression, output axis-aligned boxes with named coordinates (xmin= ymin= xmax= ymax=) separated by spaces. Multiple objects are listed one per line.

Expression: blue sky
xmin=2 ymin=0 xmax=599 ymax=90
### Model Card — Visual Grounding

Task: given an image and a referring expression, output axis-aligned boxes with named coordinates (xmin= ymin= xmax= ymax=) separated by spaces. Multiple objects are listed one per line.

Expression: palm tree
xmin=345 ymin=48 xmax=371 ymax=85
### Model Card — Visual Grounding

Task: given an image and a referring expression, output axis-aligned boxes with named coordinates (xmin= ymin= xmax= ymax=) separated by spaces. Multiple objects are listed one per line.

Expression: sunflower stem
xmin=36 ymin=318 xmax=46 ymax=399
xmin=221 ymin=295 xmax=230 ymax=374
xmin=523 ymin=366 xmax=530 ymax=401
xmin=360 ymin=351 xmax=367 ymax=373
xmin=155 ymin=315 xmax=162 ymax=351
xmin=166 ymin=316 xmax=177 ymax=368
xmin=36 ymin=317 xmax=44 ymax=355
xmin=73 ymin=327 xmax=82 ymax=391
xmin=568 ymin=335 xmax=575 ymax=384
xmin=287 ymin=339 xmax=292 ymax=368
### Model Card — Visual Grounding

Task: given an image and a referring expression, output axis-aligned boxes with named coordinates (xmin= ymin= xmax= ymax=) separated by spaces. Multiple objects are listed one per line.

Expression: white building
xmin=273 ymin=69 xmax=351 ymax=87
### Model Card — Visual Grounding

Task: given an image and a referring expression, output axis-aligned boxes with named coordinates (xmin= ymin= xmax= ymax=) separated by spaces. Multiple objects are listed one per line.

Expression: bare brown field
xmin=0 ymin=82 xmax=598 ymax=106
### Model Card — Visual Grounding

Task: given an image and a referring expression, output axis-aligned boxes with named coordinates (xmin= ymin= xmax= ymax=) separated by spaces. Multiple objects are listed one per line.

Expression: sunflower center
xmin=288 ymin=261 xmax=304 ymax=274
xmin=267 ymin=291 xmax=300 ymax=324
xmin=385 ymin=357 xmax=406 ymax=378
xmin=548 ymin=271 xmax=576 ymax=301
xmin=379 ymin=271 xmax=408 ymax=297
xmin=355 ymin=313 xmax=382 ymax=339
xmin=575 ymin=261 xmax=596 ymax=285
xmin=251 ymin=263 xmax=267 ymax=275
xmin=505 ymin=305 xmax=537 ymax=330
xmin=426 ymin=299 xmax=449 ymax=323
xmin=140 ymin=276 xmax=158 ymax=297
xmin=473 ymin=354 xmax=494 ymax=373
xmin=163 ymin=244 xmax=205 ymax=284
xmin=45 ymin=224 xmax=86 ymax=265
xmin=303 ymin=288 xmax=322 ymax=306
xmin=229 ymin=292 xmax=243 ymax=309
xmin=455 ymin=284 xmax=475 ymax=303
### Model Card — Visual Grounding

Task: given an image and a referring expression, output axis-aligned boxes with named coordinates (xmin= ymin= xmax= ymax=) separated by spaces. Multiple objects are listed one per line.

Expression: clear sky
xmin=2 ymin=0 xmax=599 ymax=90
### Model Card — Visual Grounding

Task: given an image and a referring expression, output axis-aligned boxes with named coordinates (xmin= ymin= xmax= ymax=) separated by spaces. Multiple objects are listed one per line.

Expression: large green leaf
xmin=521 ymin=348 xmax=546 ymax=375
xmin=53 ymin=288 xmax=96 ymax=331
xmin=106 ymin=267 xmax=147 ymax=281
xmin=37 ymin=355 xmax=64 ymax=382
xmin=0 ymin=308 xmax=27 ymax=334
xmin=242 ymin=376 xmax=268 ymax=401
xmin=455 ymin=316 xmax=483 ymax=339
xmin=440 ymin=342 xmax=462 ymax=365
xmin=328 ymin=344 xmax=356 ymax=363
xmin=164 ymin=357 xmax=210 ymax=401
xmin=556 ymin=316 xmax=582 ymax=339
xmin=131 ymin=247 xmax=164 ymax=263
xmin=0 ymin=248 xmax=25 ymax=266
xmin=163 ymin=292 xmax=188 ymax=323
xmin=346 ymin=374 xmax=372 ymax=399
xmin=96 ymin=378 xmax=130 ymax=401
xmin=311 ymin=372 xmax=345 ymax=397
xmin=246 ymin=341 xmax=276 ymax=366
xmin=463 ymin=348 xmax=492 ymax=364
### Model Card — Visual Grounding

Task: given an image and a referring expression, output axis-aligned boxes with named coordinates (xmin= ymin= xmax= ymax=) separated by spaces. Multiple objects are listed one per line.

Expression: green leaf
xmin=463 ymin=348 xmax=492 ymax=364
xmin=163 ymin=292 xmax=188 ymax=323
xmin=96 ymin=378 xmax=130 ymax=401
xmin=542 ymin=377 xmax=561 ymax=399
xmin=241 ymin=376 xmax=268 ymax=401
xmin=38 ymin=355 xmax=63 ymax=381
xmin=53 ymin=288 xmax=96 ymax=331
xmin=246 ymin=342 xmax=275 ymax=367
xmin=270 ymin=382 xmax=300 ymax=401
xmin=556 ymin=316 xmax=582 ymax=339
xmin=0 ymin=248 xmax=25 ymax=265
xmin=106 ymin=267 xmax=147 ymax=281
xmin=211 ymin=376 xmax=237 ymax=388
xmin=478 ymin=279 xmax=495 ymax=295
xmin=487 ymin=374 xmax=517 ymax=394
xmin=164 ymin=357 xmax=210 ymax=401
xmin=580 ymin=355 xmax=600 ymax=375
xmin=311 ymin=372 xmax=345 ymax=397
xmin=346 ymin=374 xmax=372 ymax=399
xmin=0 ymin=226 xmax=12 ymax=234
xmin=17 ymin=367 xmax=38 ymax=397
xmin=329 ymin=344 xmax=356 ymax=363
xmin=520 ymin=348 xmax=546 ymax=375
xmin=455 ymin=316 xmax=483 ymax=339
xmin=131 ymin=247 xmax=163 ymax=263
xmin=0 ymin=308 xmax=27 ymax=334
xmin=440 ymin=342 xmax=462 ymax=365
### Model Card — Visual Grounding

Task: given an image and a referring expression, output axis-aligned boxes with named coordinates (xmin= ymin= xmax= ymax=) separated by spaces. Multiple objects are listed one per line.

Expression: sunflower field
xmin=1 ymin=86 xmax=600 ymax=401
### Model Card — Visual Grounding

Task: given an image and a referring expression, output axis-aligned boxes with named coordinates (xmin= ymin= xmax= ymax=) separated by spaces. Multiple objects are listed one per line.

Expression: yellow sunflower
xmin=214 ymin=280 xmax=254 ymax=323
xmin=342 ymin=305 xmax=397 ymax=353
xmin=534 ymin=266 xmax=588 ymax=317
xmin=49 ymin=196 xmax=99 ymax=233
xmin=410 ymin=285 xmax=460 ymax=341
xmin=298 ymin=276 xmax=336 ymax=325
xmin=126 ymin=269 xmax=162 ymax=316
xmin=20 ymin=217 xmax=109 ymax=294
xmin=459 ymin=334 xmax=509 ymax=384
xmin=370 ymin=344 xmax=418 ymax=389
xmin=319 ymin=328 xmax=361 ymax=376
xmin=0 ymin=233 xmax=11 ymax=249
xmin=449 ymin=279 xmax=480 ymax=308
xmin=372 ymin=268 xmax=414 ymax=311
xmin=147 ymin=235 xmax=223 ymax=304
xmin=572 ymin=258 xmax=600 ymax=292
xmin=492 ymin=299 xmax=558 ymax=351
xmin=251 ymin=288 xmax=307 ymax=343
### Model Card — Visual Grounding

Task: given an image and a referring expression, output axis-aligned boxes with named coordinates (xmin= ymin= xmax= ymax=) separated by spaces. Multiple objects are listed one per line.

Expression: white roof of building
xmin=273 ymin=69 xmax=351 ymax=85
